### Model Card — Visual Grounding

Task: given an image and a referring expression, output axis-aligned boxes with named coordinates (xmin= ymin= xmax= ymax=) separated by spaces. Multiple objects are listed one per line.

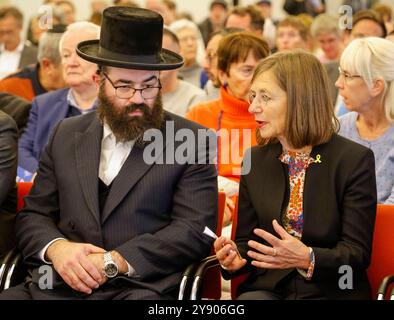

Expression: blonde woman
xmin=336 ymin=37 xmax=394 ymax=204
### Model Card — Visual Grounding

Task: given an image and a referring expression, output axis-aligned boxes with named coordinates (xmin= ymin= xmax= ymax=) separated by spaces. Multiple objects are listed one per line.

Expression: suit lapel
xmin=75 ymin=116 xmax=102 ymax=225
xmin=45 ymin=90 xmax=69 ymax=126
xmin=252 ymin=143 xmax=287 ymax=233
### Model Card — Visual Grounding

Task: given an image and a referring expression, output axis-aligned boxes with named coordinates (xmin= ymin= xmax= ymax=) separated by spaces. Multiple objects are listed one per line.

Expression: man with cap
xmin=0 ymin=6 xmax=217 ymax=300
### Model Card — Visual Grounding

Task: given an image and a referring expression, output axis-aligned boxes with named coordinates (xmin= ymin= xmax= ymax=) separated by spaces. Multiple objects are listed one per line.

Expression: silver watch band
xmin=104 ymin=251 xmax=113 ymax=263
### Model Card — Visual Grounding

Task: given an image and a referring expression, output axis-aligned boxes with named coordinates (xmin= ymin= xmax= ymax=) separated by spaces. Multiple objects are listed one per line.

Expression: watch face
xmin=104 ymin=262 xmax=118 ymax=278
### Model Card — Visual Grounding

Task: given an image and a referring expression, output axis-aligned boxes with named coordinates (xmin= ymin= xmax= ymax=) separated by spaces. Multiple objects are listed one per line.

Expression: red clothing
xmin=187 ymin=86 xmax=258 ymax=182
xmin=0 ymin=64 xmax=46 ymax=101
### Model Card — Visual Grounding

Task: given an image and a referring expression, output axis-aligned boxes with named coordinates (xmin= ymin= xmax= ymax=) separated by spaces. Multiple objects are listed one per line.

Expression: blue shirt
xmin=339 ymin=112 xmax=394 ymax=204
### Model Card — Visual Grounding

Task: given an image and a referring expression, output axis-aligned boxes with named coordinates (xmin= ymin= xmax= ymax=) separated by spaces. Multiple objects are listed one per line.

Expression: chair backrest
xmin=16 ymin=182 xmax=33 ymax=212
xmin=199 ymin=191 xmax=227 ymax=300
xmin=368 ymin=204 xmax=394 ymax=299
xmin=230 ymin=197 xmax=248 ymax=300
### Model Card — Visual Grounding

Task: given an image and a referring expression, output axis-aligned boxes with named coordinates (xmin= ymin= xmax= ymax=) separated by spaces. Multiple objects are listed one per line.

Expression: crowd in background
xmin=0 ymin=0 xmax=393 ymax=300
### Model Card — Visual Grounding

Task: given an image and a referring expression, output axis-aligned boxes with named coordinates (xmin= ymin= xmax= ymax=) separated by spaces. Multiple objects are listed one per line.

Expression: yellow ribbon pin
xmin=315 ymin=154 xmax=322 ymax=164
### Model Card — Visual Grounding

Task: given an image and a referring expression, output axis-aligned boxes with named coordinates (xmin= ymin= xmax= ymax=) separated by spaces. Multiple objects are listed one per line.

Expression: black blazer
xmin=0 ymin=111 xmax=18 ymax=257
xmin=15 ymin=111 xmax=218 ymax=298
xmin=232 ymin=134 xmax=377 ymax=300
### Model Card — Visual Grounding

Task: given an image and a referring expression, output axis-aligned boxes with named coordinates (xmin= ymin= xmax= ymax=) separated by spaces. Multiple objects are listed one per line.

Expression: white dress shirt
xmin=98 ymin=124 xmax=135 ymax=185
xmin=39 ymin=124 xmax=136 ymax=277
xmin=0 ymin=42 xmax=23 ymax=79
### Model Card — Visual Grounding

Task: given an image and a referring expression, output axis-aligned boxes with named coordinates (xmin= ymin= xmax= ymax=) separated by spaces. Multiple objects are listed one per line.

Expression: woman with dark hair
xmin=214 ymin=50 xmax=377 ymax=300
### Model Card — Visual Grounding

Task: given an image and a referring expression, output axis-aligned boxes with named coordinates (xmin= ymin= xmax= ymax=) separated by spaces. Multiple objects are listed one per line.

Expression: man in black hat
xmin=0 ymin=6 xmax=217 ymax=300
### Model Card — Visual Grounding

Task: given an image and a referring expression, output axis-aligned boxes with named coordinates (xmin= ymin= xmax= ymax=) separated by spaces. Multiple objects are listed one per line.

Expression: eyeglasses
xmin=248 ymin=91 xmax=271 ymax=105
xmin=102 ymin=72 xmax=162 ymax=100
xmin=338 ymin=67 xmax=362 ymax=84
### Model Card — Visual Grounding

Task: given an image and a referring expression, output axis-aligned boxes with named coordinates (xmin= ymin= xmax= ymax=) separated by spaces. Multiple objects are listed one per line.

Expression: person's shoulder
xmin=187 ymin=99 xmax=221 ymax=120
xmin=179 ymin=79 xmax=205 ymax=95
xmin=339 ymin=111 xmax=357 ymax=124
xmin=326 ymin=133 xmax=373 ymax=161
xmin=33 ymin=87 xmax=68 ymax=105
xmin=164 ymin=111 xmax=211 ymax=132
xmin=3 ymin=65 xmax=36 ymax=80
xmin=338 ymin=112 xmax=358 ymax=135
xmin=0 ymin=110 xmax=17 ymax=131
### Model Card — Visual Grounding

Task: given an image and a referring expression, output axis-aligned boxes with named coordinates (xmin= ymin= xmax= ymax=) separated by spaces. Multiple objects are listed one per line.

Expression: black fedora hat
xmin=76 ymin=6 xmax=184 ymax=70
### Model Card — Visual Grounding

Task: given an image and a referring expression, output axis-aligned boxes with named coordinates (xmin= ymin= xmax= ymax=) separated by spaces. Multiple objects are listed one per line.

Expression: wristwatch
xmin=103 ymin=251 xmax=119 ymax=278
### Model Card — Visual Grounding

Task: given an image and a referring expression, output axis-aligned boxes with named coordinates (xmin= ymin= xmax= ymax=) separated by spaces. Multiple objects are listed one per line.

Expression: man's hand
xmin=87 ymin=250 xmax=129 ymax=283
xmin=214 ymin=236 xmax=247 ymax=272
xmin=46 ymin=240 xmax=106 ymax=294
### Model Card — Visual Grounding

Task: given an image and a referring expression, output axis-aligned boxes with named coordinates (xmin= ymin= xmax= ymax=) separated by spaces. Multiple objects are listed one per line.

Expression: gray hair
xmin=59 ymin=21 xmax=100 ymax=52
xmin=168 ymin=19 xmax=205 ymax=64
xmin=310 ymin=14 xmax=341 ymax=38
xmin=340 ymin=37 xmax=394 ymax=122
xmin=37 ymin=31 xmax=64 ymax=65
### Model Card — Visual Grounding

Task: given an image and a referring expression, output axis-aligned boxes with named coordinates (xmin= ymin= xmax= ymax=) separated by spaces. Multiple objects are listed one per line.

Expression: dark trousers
xmin=237 ymin=273 xmax=327 ymax=300
xmin=0 ymin=281 xmax=175 ymax=300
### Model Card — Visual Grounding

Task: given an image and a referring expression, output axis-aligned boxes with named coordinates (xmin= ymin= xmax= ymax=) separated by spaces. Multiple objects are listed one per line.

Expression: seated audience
xmin=18 ymin=22 xmax=100 ymax=175
xmin=276 ymin=16 xmax=311 ymax=52
xmin=0 ymin=93 xmax=31 ymax=133
xmin=0 ymin=25 xmax=66 ymax=101
xmin=311 ymin=14 xmax=344 ymax=64
xmin=326 ymin=9 xmax=387 ymax=115
xmin=0 ymin=110 xmax=18 ymax=258
xmin=225 ymin=5 xmax=265 ymax=37
xmin=202 ymin=27 xmax=242 ymax=101
xmin=0 ymin=6 xmax=38 ymax=79
xmin=169 ymin=19 xmax=205 ymax=88
xmin=215 ymin=50 xmax=377 ymax=300
xmin=336 ymin=37 xmax=394 ymax=204
xmin=372 ymin=3 xmax=394 ymax=34
xmin=161 ymin=28 xmax=205 ymax=116
xmin=198 ymin=0 xmax=228 ymax=46
xmin=187 ymin=32 xmax=270 ymax=224
xmin=255 ymin=0 xmax=277 ymax=49
xmin=283 ymin=0 xmax=325 ymax=17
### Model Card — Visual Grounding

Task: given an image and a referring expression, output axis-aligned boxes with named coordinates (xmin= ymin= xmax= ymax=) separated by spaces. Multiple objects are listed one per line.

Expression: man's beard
xmin=98 ymin=87 xmax=164 ymax=146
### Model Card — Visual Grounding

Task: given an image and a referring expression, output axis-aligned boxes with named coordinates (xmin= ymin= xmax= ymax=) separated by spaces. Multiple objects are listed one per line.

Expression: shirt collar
xmin=0 ymin=41 xmax=24 ymax=53
xmin=102 ymin=122 xmax=135 ymax=148
xmin=67 ymin=89 xmax=98 ymax=112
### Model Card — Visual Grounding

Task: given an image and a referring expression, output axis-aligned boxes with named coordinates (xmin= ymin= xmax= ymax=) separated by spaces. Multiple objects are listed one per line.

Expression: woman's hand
xmin=214 ymin=236 xmax=247 ymax=272
xmin=247 ymin=220 xmax=311 ymax=270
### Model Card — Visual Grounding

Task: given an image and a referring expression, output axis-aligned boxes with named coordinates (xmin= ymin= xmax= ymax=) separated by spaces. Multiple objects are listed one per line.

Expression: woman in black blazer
xmin=0 ymin=110 xmax=18 ymax=258
xmin=214 ymin=50 xmax=377 ymax=300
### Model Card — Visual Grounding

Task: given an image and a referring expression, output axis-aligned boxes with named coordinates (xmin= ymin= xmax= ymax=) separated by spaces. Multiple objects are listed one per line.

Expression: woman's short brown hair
xmin=217 ymin=31 xmax=270 ymax=75
xmin=253 ymin=50 xmax=338 ymax=148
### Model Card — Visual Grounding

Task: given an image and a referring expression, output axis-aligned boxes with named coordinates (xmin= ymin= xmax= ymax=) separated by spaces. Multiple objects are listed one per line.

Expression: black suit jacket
xmin=15 ymin=111 xmax=218 ymax=297
xmin=232 ymin=134 xmax=377 ymax=299
xmin=0 ymin=93 xmax=32 ymax=134
xmin=0 ymin=111 xmax=17 ymax=257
